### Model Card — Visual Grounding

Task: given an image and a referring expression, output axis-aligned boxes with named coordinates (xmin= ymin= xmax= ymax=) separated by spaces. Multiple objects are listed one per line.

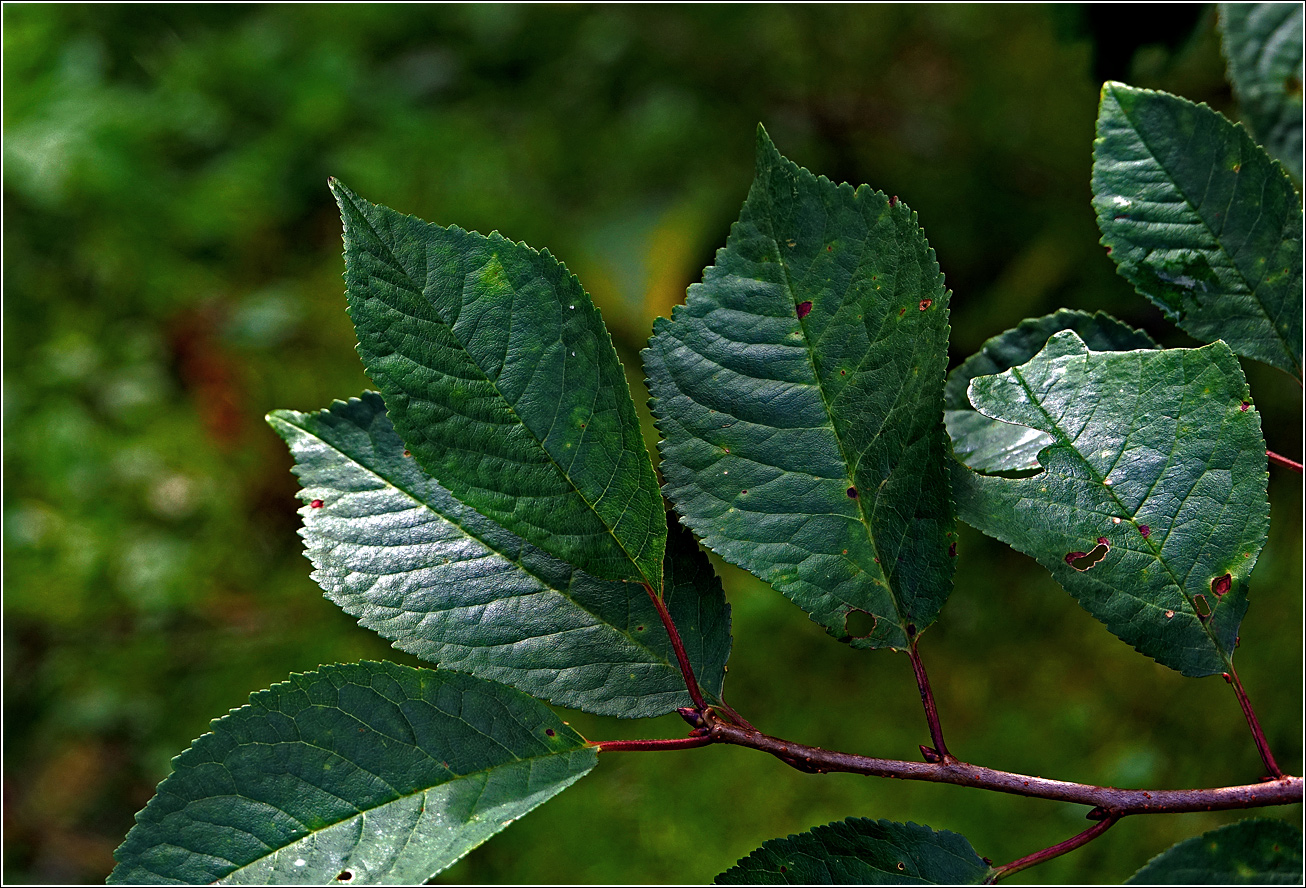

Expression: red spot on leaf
xmin=847 ymin=486 xmax=858 ymax=498
xmin=1212 ymin=573 xmax=1231 ymax=597
xmin=1139 ymin=525 xmax=1150 ymax=537
xmin=402 ymin=449 xmax=411 ymax=456
xmin=545 ymin=728 xmax=556 ymax=736
xmin=919 ymin=299 xmax=932 ymax=311
xmin=1240 ymin=401 xmax=1249 ymax=411
xmin=796 ymin=300 xmax=813 ymax=319
xmin=948 ymin=542 xmax=957 ymax=557
xmin=310 ymin=500 xmax=324 ymax=509
xmin=898 ymin=308 xmax=906 ymax=317
xmin=889 ymin=195 xmax=899 ymax=207
xmin=1097 ymin=537 xmax=1110 ymax=547
xmin=1066 ymin=542 xmax=1109 ymax=570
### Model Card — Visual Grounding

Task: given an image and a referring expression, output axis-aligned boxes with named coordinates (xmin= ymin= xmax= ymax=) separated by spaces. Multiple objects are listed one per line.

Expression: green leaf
xmin=109 ymin=662 xmax=597 ymax=885
xmin=267 ymin=393 xmax=730 ymax=718
xmin=330 ymin=179 xmax=666 ymax=590
xmin=716 ymin=818 xmax=992 ymax=885
xmin=951 ymin=331 xmax=1269 ymax=677
xmin=645 ymin=127 xmax=955 ymax=650
xmin=1219 ymin=3 xmax=1305 ymax=181
xmin=1127 ymin=818 xmax=1304 ymax=884
xmin=946 ymin=310 xmax=1157 ymax=473
xmin=1092 ymin=81 xmax=1304 ymax=381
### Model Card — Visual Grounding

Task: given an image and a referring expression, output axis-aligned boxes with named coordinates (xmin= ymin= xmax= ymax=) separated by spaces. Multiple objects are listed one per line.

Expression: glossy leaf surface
xmin=331 ymin=180 xmax=666 ymax=590
xmin=646 ymin=128 xmax=955 ymax=650
xmin=1093 ymin=82 xmax=1303 ymax=381
xmin=1219 ymin=2 xmax=1305 ymax=180
xmin=951 ymin=331 xmax=1268 ymax=677
xmin=268 ymin=393 xmax=730 ymax=718
xmin=716 ymin=818 xmax=992 ymax=885
xmin=946 ymin=310 xmax=1156 ymax=473
xmin=1127 ymin=818 xmax=1303 ymax=884
xmin=109 ymin=662 xmax=597 ymax=885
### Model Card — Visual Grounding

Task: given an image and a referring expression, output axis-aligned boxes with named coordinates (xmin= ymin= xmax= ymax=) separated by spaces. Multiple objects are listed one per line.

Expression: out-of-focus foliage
xmin=3 ymin=5 xmax=1299 ymax=885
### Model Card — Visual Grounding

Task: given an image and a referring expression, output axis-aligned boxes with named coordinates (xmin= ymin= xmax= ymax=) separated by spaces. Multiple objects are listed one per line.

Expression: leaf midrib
xmin=272 ymin=411 xmax=676 ymax=669
xmin=757 ymin=174 xmax=906 ymax=633
xmin=1006 ymin=351 xmax=1230 ymax=666
xmin=1108 ymin=87 xmax=1296 ymax=364
xmin=212 ymin=741 xmax=593 ymax=883
xmin=339 ymin=189 xmax=656 ymax=589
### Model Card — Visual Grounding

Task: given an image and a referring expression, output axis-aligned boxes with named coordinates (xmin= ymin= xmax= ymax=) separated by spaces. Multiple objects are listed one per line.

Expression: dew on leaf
xmin=310 ymin=499 xmax=324 ymax=509
xmin=796 ymin=300 xmax=813 ymax=319
xmin=1211 ymin=573 xmax=1231 ymax=597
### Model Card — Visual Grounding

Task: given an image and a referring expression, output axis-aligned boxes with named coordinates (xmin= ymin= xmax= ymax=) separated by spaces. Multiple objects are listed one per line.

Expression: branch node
xmin=920 ymin=744 xmax=943 ymax=764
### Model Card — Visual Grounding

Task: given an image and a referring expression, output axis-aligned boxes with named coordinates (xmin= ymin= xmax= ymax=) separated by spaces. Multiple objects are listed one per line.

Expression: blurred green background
xmin=4 ymin=4 xmax=1300 ymax=884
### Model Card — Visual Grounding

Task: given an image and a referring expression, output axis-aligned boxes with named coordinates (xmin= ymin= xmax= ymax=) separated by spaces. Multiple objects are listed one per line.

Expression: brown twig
xmin=1267 ymin=449 xmax=1303 ymax=473
xmin=1225 ymin=666 xmax=1284 ymax=778
xmin=908 ymin=640 xmax=951 ymax=761
xmin=704 ymin=720 xmax=1302 ymax=814
xmin=987 ymin=813 xmax=1121 ymax=882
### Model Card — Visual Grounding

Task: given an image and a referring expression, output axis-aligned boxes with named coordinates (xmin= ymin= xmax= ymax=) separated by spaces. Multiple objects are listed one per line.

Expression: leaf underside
xmin=951 ymin=331 xmax=1269 ymax=677
xmin=109 ymin=662 xmax=597 ymax=885
xmin=716 ymin=818 xmax=992 ymax=885
xmin=331 ymin=179 xmax=666 ymax=590
xmin=1127 ymin=818 xmax=1304 ymax=884
xmin=1219 ymin=2 xmax=1305 ymax=181
xmin=268 ymin=394 xmax=730 ymax=718
xmin=1092 ymin=81 xmax=1303 ymax=381
xmin=946 ymin=309 xmax=1157 ymax=473
xmin=645 ymin=126 xmax=956 ymax=650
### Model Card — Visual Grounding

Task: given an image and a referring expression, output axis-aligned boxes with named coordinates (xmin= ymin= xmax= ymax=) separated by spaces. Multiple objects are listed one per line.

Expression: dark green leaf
xmin=645 ymin=127 xmax=955 ymax=650
xmin=716 ymin=818 xmax=992 ymax=885
xmin=1092 ymin=82 xmax=1303 ymax=381
xmin=267 ymin=393 xmax=730 ymax=718
xmin=1219 ymin=3 xmax=1305 ymax=181
xmin=109 ymin=662 xmax=597 ymax=885
xmin=1127 ymin=818 xmax=1304 ymax=884
xmin=952 ymin=331 xmax=1269 ymax=677
xmin=330 ymin=180 xmax=666 ymax=590
xmin=946 ymin=310 xmax=1156 ymax=473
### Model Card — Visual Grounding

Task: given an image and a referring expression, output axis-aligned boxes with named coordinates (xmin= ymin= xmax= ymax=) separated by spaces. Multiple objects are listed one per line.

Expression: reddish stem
xmin=1267 ymin=449 xmax=1303 ymax=473
xmin=644 ymin=582 xmax=707 ymax=711
xmin=988 ymin=814 xmax=1120 ymax=882
xmin=593 ymin=735 xmax=714 ymax=753
xmin=706 ymin=720 xmax=1302 ymax=813
xmin=909 ymin=640 xmax=951 ymax=761
xmin=1226 ymin=665 xmax=1284 ymax=778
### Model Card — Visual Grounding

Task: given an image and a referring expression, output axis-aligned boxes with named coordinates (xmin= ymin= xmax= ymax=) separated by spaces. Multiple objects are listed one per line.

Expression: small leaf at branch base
xmin=1218 ymin=3 xmax=1305 ymax=181
xmin=952 ymin=331 xmax=1269 ymax=677
xmin=1126 ymin=818 xmax=1303 ymax=884
xmin=1092 ymin=82 xmax=1303 ymax=381
xmin=331 ymin=179 xmax=666 ymax=590
xmin=946 ymin=309 xmax=1157 ymax=473
xmin=268 ymin=393 xmax=730 ymax=719
xmin=108 ymin=663 xmax=597 ymax=885
xmin=715 ymin=818 xmax=992 ymax=885
xmin=646 ymin=126 xmax=955 ymax=651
